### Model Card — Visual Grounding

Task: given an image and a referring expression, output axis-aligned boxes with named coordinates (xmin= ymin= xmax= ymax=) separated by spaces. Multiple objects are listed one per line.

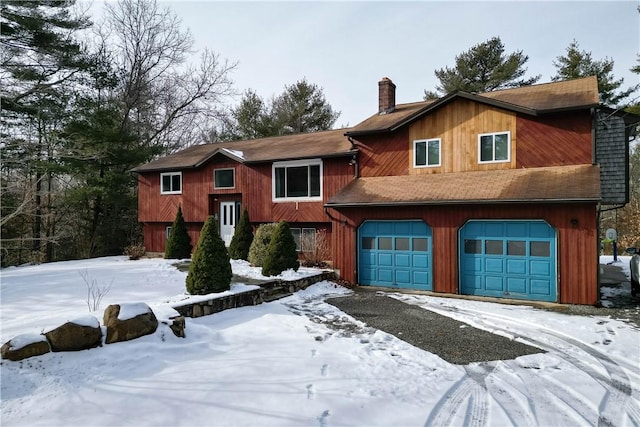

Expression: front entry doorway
xmin=220 ymin=201 xmax=237 ymax=246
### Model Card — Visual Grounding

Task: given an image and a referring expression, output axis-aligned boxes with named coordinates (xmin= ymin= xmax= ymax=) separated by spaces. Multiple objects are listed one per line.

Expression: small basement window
xmin=160 ymin=172 xmax=182 ymax=194
xmin=291 ymin=228 xmax=317 ymax=252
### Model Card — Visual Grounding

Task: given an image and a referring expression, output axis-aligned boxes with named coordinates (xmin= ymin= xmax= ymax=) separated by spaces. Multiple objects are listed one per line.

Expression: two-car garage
xmin=357 ymin=219 xmax=558 ymax=302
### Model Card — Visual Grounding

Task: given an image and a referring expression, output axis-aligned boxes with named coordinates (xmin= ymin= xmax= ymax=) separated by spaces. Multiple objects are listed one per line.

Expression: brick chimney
xmin=378 ymin=77 xmax=396 ymax=114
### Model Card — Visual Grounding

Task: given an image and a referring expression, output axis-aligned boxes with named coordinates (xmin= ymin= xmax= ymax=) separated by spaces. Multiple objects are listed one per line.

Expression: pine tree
xmin=262 ymin=221 xmax=299 ymax=277
xmin=248 ymin=223 xmax=278 ymax=267
xmin=1 ymin=0 xmax=91 ymax=262
xmin=186 ymin=216 xmax=232 ymax=295
xmin=552 ymin=40 xmax=635 ymax=107
xmin=165 ymin=206 xmax=192 ymax=259
xmin=424 ymin=36 xmax=540 ymax=99
xmin=228 ymin=208 xmax=253 ymax=260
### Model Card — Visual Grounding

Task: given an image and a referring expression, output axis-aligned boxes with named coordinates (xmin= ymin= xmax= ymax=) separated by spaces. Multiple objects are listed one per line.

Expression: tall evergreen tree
xmin=221 ymin=79 xmax=340 ymax=140
xmin=164 ymin=206 xmax=192 ymax=259
xmin=186 ymin=216 xmax=232 ymax=295
xmin=270 ymin=79 xmax=340 ymax=134
xmin=228 ymin=208 xmax=253 ymax=260
xmin=1 ymin=0 xmax=91 ymax=263
xmin=552 ymin=40 xmax=635 ymax=107
xmin=424 ymin=37 xmax=540 ymax=99
xmin=248 ymin=223 xmax=277 ymax=267
xmin=261 ymin=221 xmax=299 ymax=277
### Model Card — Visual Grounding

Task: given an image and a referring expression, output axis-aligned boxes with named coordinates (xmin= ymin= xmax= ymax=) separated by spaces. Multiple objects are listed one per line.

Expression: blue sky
xmin=92 ymin=1 xmax=640 ymax=127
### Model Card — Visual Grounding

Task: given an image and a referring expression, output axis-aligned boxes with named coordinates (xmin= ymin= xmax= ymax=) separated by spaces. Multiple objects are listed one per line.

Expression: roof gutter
xmin=325 ymin=198 xmax=601 ymax=208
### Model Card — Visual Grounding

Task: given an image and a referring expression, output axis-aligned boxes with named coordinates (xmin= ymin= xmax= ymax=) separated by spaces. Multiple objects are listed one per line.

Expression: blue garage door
xmin=460 ymin=220 xmax=557 ymax=302
xmin=358 ymin=221 xmax=432 ymax=290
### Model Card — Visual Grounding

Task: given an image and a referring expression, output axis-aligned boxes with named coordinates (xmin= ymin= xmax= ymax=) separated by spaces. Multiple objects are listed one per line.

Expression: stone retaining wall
xmin=173 ymin=272 xmax=336 ymax=318
xmin=2 ymin=271 xmax=336 ymax=361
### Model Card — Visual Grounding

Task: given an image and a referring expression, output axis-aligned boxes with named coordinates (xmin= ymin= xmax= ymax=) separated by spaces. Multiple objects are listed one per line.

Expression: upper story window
xmin=414 ymin=138 xmax=441 ymax=167
xmin=214 ymin=168 xmax=235 ymax=189
xmin=479 ymin=131 xmax=510 ymax=163
xmin=160 ymin=172 xmax=182 ymax=194
xmin=273 ymin=159 xmax=322 ymax=202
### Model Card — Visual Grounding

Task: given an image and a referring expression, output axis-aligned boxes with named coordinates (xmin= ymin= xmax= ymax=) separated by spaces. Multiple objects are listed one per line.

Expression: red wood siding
xmin=138 ymin=154 xmax=354 ymax=254
xmin=142 ymin=222 xmax=202 ymax=254
xmin=516 ymin=111 xmax=592 ymax=168
xmin=353 ymin=129 xmax=410 ymax=177
xmin=329 ymin=203 xmax=598 ymax=305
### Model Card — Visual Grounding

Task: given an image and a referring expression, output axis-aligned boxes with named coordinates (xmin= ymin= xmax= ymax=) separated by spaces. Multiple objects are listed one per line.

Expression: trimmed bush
xmin=165 ymin=206 xmax=192 ymax=259
xmin=248 ymin=223 xmax=277 ymax=267
xmin=186 ymin=216 xmax=232 ymax=295
xmin=228 ymin=208 xmax=253 ymax=260
xmin=262 ymin=221 xmax=299 ymax=277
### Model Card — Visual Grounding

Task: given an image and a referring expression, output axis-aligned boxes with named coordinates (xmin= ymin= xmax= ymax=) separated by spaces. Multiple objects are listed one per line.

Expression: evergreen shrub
xmin=164 ymin=206 xmax=192 ymax=259
xmin=247 ymin=223 xmax=277 ymax=267
xmin=228 ymin=208 xmax=253 ymax=260
xmin=261 ymin=221 xmax=299 ymax=277
xmin=186 ymin=216 xmax=232 ymax=295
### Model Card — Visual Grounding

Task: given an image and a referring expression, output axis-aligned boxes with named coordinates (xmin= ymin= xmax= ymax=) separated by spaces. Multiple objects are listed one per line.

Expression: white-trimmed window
xmin=414 ymin=138 xmax=441 ymax=167
xmin=214 ymin=168 xmax=235 ymax=189
xmin=291 ymin=228 xmax=316 ymax=252
xmin=166 ymin=226 xmax=172 ymax=239
xmin=273 ymin=159 xmax=322 ymax=201
xmin=478 ymin=131 xmax=510 ymax=163
xmin=160 ymin=172 xmax=182 ymax=194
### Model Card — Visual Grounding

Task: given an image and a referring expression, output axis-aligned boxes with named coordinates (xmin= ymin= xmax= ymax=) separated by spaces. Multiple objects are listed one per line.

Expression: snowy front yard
xmin=1 ymin=256 xmax=639 ymax=426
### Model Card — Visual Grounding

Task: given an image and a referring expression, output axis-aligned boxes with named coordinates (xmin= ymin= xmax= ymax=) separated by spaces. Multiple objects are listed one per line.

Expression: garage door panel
xmin=360 ymin=268 xmax=375 ymax=282
xmin=378 ymin=253 xmax=393 ymax=266
xmin=360 ymin=252 xmax=375 ymax=266
xmin=413 ymin=271 xmax=430 ymax=286
xmin=463 ymin=274 xmax=482 ymax=290
xmin=460 ymin=220 xmax=557 ymax=302
xmin=463 ymin=257 xmax=482 ymax=273
xmin=506 ymin=259 xmax=526 ymax=274
xmin=395 ymin=253 xmax=411 ymax=267
xmin=485 ymin=258 xmax=504 ymax=273
xmin=485 ymin=276 xmax=504 ymax=291
xmin=507 ymin=277 xmax=527 ymax=293
xmin=531 ymin=279 xmax=552 ymax=295
xmin=413 ymin=254 xmax=429 ymax=268
xmin=530 ymin=260 xmax=550 ymax=275
xmin=379 ymin=269 xmax=393 ymax=283
xmin=395 ymin=270 xmax=411 ymax=284
xmin=358 ymin=220 xmax=432 ymax=291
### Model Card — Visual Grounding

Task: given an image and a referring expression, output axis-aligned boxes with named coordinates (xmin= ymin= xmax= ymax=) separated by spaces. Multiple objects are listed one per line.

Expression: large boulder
xmin=103 ymin=303 xmax=158 ymax=344
xmin=44 ymin=316 xmax=102 ymax=352
xmin=1 ymin=333 xmax=51 ymax=361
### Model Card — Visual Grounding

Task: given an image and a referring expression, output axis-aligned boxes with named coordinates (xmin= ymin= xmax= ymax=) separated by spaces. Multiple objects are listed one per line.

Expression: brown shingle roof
xmin=346 ymin=77 xmax=599 ymax=136
xmin=325 ymin=165 xmax=601 ymax=207
xmin=131 ymin=128 xmax=356 ymax=172
xmin=480 ymin=76 xmax=599 ymax=111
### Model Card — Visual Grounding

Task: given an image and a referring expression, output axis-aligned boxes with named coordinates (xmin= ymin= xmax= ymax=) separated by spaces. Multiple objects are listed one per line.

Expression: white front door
xmin=220 ymin=202 xmax=236 ymax=246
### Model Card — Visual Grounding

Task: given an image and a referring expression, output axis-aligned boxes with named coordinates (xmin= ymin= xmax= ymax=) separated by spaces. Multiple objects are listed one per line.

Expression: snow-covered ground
xmin=1 ymin=256 xmax=639 ymax=426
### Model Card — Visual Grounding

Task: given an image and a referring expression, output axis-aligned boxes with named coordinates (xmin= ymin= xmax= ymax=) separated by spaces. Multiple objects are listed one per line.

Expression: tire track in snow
xmin=401 ymin=299 xmax=640 ymax=427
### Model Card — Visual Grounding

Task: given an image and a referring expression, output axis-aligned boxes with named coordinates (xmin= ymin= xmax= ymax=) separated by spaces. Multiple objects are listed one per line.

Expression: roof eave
xmin=325 ymin=197 xmax=600 ymax=208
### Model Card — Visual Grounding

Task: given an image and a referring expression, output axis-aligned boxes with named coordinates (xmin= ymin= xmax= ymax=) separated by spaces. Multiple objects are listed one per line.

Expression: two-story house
xmin=132 ymin=76 xmax=633 ymax=305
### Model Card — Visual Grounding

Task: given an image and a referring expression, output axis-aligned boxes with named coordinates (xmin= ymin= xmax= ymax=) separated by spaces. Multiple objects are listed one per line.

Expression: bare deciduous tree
xmin=101 ymin=0 xmax=237 ymax=153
